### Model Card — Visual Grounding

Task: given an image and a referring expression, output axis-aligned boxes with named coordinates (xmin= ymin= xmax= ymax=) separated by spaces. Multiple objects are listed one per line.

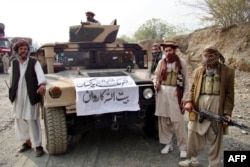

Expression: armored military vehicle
xmin=37 ymin=23 xmax=156 ymax=155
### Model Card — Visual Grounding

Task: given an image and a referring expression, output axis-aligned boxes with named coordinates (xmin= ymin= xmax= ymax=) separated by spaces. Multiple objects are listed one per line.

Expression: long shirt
xmin=153 ymin=58 xmax=189 ymax=122
xmin=9 ymin=57 xmax=46 ymax=120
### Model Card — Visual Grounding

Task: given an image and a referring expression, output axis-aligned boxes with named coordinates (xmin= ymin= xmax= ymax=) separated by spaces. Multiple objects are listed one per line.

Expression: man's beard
xmin=87 ymin=17 xmax=94 ymax=22
xmin=166 ymin=54 xmax=178 ymax=63
xmin=19 ymin=53 xmax=28 ymax=61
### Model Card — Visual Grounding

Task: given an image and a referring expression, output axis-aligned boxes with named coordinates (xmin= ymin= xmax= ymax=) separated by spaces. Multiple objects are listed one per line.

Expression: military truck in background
xmin=36 ymin=23 xmax=156 ymax=155
xmin=0 ymin=23 xmax=11 ymax=56
xmin=0 ymin=23 xmax=11 ymax=73
xmin=0 ymin=36 xmax=11 ymax=55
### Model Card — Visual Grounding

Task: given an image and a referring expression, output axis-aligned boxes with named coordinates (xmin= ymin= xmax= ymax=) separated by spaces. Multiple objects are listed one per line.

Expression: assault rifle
xmin=192 ymin=109 xmax=250 ymax=134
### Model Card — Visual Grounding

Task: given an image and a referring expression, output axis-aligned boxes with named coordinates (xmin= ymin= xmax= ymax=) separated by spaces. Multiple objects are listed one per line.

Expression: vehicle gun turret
xmin=69 ymin=20 xmax=119 ymax=43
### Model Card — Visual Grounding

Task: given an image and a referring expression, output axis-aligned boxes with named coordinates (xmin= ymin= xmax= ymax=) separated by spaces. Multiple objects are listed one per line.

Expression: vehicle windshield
xmin=0 ymin=38 xmax=10 ymax=48
xmin=55 ymin=50 xmax=136 ymax=69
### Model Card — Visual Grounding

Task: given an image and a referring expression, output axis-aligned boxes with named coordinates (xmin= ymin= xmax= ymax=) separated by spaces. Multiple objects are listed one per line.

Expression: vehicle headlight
xmin=49 ymin=87 xmax=62 ymax=98
xmin=143 ymin=88 xmax=153 ymax=99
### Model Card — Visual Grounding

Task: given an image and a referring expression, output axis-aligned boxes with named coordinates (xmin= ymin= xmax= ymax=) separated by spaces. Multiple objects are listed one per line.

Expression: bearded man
xmin=9 ymin=40 xmax=46 ymax=157
xmin=153 ymin=41 xmax=189 ymax=158
xmin=179 ymin=46 xmax=235 ymax=167
xmin=82 ymin=11 xmax=101 ymax=25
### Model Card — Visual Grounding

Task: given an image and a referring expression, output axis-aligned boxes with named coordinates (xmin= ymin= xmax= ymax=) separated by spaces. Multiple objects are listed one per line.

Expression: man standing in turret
xmin=82 ymin=11 xmax=101 ymax=25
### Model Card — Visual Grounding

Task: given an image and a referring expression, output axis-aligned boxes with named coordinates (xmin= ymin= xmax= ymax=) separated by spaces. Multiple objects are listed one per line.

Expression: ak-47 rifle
xmin=192 ymin=109 xmax=250 ymax=134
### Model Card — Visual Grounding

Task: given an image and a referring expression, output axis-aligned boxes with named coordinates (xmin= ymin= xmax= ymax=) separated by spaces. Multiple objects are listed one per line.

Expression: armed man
xmin=179 ymin=46 xmax=235 ymax=167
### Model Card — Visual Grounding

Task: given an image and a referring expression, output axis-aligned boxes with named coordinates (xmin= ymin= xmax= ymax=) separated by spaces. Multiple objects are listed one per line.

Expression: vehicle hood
xmin=46 ymin=68 xmax=151 ymax=82
xmin=44 ymin=69 xmax=152 ymax=108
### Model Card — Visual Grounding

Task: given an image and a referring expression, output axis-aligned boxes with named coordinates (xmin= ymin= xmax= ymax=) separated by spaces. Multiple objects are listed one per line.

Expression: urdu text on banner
xmin=72 ymin=76 xmax=140 ymax=116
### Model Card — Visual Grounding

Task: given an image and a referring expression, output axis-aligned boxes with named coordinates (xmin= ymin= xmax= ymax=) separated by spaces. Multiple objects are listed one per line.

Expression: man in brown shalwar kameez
xmin=179 ymin=46 xmax=235 ymax=167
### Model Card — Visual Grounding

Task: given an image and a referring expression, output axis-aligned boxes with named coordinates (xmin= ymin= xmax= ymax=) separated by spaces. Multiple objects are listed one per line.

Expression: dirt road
xmin=0 ymin=71 xmax=249 ymax=167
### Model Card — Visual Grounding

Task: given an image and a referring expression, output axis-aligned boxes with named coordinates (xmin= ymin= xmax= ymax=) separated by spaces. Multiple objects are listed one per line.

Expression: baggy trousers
xmin=158 ymin=117 xmax=187 ymax=151
xmin=15 ymin=118 xmax=42 ymax=148
xmin=187 ymin=127 xmax=224 ymax=167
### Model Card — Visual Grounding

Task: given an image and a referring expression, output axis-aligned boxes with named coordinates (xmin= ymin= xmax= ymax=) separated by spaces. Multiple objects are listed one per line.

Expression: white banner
xmin=72 ymin=76 xmax=140 ymax=116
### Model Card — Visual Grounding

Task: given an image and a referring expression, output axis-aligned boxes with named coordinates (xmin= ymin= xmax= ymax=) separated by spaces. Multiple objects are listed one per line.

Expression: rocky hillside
xmin=139 ymin=23 xmax=250 ymax=72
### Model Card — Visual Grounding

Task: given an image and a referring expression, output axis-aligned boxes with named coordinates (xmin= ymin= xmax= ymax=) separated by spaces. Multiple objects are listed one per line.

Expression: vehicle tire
xmin=44 ymin=107 xmax=68 ymax=155
xmin=143 ymin=104 xmax=158 ymax=138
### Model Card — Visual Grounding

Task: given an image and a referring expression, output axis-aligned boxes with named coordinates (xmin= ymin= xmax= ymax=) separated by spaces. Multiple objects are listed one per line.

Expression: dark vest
xmin=9 ymin=58 xmax=41 ymax=105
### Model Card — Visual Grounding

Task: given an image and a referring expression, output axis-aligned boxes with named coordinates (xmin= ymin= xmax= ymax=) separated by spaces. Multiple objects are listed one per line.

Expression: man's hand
xmin=223 ymin=114 xmax=232 ymax=126
xmin=37 ymin=85 xmax=46 ymax=95
xmin=184 ymin=102 xmax=194 ymax=112
xmin=154 ymin=83 xmax=160 ymax=92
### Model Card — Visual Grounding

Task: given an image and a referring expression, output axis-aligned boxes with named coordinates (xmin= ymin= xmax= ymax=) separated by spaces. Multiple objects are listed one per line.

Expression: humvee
xmin=37 ymin=23 xmax=157 ymax=155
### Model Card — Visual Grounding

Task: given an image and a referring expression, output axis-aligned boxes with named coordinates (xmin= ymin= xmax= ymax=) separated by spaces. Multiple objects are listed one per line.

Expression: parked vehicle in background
xmin=0 ymin=23 xmax=5 ymax=36
xmin=0 ymin=36 xmax=11 ymax=56
xmin=36 ymin=23 xmax=157 ymax=155
xmin=0 ymin=23 xmax=11 ymax=56
xmin=0 ymin=23 xmax=12 ymax=73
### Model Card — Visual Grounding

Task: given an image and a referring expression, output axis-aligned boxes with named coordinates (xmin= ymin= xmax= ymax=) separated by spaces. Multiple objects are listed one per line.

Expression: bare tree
xmin=182 ymin=0 xmax=250 ymax=26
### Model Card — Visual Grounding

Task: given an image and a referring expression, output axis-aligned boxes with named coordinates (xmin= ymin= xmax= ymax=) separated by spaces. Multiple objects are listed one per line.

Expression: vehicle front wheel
xmin=143 ymin=104 xmax=158 ymax=138
xmin=44 ymin=107 xmax=68 ymax=155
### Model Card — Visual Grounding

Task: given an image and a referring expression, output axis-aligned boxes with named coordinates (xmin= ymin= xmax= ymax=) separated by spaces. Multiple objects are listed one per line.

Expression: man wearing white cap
xmin=83 ymin=11 xmax=101 ymax=25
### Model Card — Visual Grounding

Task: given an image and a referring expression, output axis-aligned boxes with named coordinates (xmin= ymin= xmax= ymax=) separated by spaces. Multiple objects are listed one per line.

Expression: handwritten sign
xmin=72 ymin=76 xmax=139 ymax=116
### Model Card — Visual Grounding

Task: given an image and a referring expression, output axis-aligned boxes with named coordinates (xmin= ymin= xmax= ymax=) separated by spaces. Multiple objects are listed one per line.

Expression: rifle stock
xmin=193 ymin=109 xmax=250 ymax=133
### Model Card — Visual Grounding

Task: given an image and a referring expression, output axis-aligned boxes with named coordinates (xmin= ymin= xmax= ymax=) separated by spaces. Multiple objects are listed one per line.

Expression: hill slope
xmin=139 ymin=23 xmax=250 ymax=72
